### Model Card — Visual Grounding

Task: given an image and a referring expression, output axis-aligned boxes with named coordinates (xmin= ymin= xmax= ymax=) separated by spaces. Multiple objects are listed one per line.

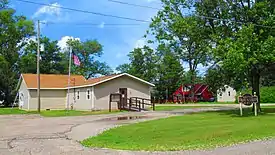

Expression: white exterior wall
xmin=18 ymin=80 xmax=30 ymax=110
xmin=67 ymin=87 xmax=94 ymax=111
xmin=29 ymin=89 xmax=66 ymax=110
xmin=94 ymin=76 xmax=151 ymax=110
xmin=217 ymin=85 xmax=237 ymax=102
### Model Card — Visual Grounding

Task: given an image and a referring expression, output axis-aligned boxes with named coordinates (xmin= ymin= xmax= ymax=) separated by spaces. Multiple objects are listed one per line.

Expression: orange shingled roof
xmin=22 ymin=74 xmax=121 ymax=89
xmin=22 ymin=74 xmax=86 ymax=89
xmin=75 ymin=74 xmax=120 ymax=86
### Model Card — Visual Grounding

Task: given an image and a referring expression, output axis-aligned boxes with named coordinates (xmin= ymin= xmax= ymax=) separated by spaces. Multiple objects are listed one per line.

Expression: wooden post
xmin=239 ymin=92 xmax=243 ymax=116
xmin=139 ymin=100 xmax=141 ymax=112
xmin=142 ymin=99 xmax=145 ymax=109
xmin=129 ymin=98 xmax=132 ymax=110
xmin=120 ymin=94 xmax=122 ymax=109
xmin=254 ymin=92 xmax=258 ymax=116
xmin=37 ymin=20 xmax=41 ymax=113
xmin=109 ymin=94 xmax=112 ymax=112
xmin=153 ymin=102 xmax=155 ymax=111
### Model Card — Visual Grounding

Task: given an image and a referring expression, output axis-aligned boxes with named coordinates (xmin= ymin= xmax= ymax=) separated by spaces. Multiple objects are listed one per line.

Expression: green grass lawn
xmin=159 ymin=102 xmax=236 ymax=105
xmin=82 ymin=107 xmax=275 ymax=151
xmin=0 ymin=108 xmax=37 ymax=115
xmin=154 ymin=106 xmax=221 ymax=111
xmin=0 ymin=108 xmax=121 ymax=117
xmin=198 ymin=102 xmax=236 ymax=104
xmin=40 ymin=110 xmax=121 ymax=117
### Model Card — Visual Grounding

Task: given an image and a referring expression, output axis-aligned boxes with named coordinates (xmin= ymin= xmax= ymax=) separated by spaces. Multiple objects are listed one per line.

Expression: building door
xmin=19 ymin=93 xmax=24 ymax=108
xmin=119 ymin=88 xmax=128 ymax=107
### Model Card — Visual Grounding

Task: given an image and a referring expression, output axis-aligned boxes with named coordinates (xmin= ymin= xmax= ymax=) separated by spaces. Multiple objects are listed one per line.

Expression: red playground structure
xmin=173 ymin=84 xmax=215 ymax=103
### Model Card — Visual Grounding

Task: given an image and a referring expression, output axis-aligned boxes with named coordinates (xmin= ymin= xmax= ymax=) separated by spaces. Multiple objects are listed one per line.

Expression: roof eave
xmin=28 ymin=88 xmax=67 ymax=90
xmin=68 ymin=73 xmax=155 ymax=89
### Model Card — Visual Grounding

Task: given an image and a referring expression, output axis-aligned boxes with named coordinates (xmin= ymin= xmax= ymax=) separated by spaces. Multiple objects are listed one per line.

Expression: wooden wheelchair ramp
xmin=109 ymin=94 xmax=155 ymax=112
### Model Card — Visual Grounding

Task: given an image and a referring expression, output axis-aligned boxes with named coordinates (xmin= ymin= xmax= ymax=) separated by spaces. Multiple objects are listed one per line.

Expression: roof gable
xmin=20 ymin=73 xmax=154 ymax=89
xmin=70 ymin=73 xmax=155 ymax=88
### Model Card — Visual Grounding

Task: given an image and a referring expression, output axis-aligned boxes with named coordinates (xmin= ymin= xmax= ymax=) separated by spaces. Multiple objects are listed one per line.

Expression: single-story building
xmin=17 ymin=73 xmax=154 ymax=111
xmin=217 ymin=85 xmax=237 ymax=102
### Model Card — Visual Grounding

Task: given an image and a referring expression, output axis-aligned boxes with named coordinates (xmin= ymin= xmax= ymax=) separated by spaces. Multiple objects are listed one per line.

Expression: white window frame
xmin=76 ymin=90 xmax=80 ymax=100
xmin=86 ymin=89 xmax=91 ymax=100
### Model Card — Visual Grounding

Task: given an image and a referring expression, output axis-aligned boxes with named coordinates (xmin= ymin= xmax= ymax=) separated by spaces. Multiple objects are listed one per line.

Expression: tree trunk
xmin=252 ymin=70 xmax=261 ymax=112
xmin=190 ymin=70 xmax=195 ymax=102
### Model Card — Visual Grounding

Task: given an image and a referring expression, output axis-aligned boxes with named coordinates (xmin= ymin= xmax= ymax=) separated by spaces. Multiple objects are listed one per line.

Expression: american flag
xmin=72 ymin=51 xmax=81 ymax=66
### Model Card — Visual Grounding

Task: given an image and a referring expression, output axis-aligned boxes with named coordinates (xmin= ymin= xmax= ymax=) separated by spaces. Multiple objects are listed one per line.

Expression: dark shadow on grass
xmin=206 ymin=107 xmax=275 ymax=118
xmin=166 ymin=106 xmax=275 ymax=117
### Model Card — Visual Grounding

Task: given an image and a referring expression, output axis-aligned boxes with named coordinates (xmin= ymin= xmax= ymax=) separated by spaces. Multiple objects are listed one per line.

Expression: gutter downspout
xmin=91 ymin=86 xmax=95 ymax=110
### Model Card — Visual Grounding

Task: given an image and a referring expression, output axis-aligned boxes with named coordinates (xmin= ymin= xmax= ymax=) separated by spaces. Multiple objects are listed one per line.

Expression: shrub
xmin=236 ymin=86 xmax=275 ymax=103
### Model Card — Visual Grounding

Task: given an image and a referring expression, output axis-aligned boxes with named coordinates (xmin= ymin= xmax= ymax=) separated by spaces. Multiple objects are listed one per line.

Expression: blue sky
xmin=11 ymin=0 xmax=161 ymax=70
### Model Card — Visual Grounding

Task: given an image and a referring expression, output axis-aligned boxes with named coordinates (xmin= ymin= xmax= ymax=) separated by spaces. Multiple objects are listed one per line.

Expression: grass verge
xmin=82 ymin=107 xmax=275 ymax=151
xmin=154 ymin=106 xmax=221 ymax=111
xmin=40 ymin=110 xmax=121 ymax=117
xmin=0 ymin=108 xmax=122 ymax=117
xmin=158 ymin=102 xmax=236 ymax=105
xmin=0 ymin=108 xmax=37 ymax=115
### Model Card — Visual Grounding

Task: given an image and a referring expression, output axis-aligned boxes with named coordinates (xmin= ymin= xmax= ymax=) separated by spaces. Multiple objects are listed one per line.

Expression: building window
xmin=228 ymin=91 xmax=231 ymax=96
xmin=19 ymin=93 xmax=24 ymax=102
xmin=86 ymin=89 xmax=91 ymax=100
xmin=76 ymin=90 xmax=80 ymax=100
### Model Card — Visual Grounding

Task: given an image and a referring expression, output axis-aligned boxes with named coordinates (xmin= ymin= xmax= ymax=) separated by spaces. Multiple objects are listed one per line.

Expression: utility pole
xmin=67 ymin=46 xmax=72 ymax=111
xmin=37 ymin=20 xmax=41 ymax=113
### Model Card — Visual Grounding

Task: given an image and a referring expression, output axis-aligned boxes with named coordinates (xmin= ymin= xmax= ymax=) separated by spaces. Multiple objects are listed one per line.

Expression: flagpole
xmin=67 ymin=46 xmax=72 ymax=110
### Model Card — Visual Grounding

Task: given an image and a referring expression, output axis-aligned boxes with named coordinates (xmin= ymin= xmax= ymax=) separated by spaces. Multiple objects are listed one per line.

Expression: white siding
xmin=94 ymin=76 xmax=151 ymax=110
xmin=29 ymin=89 xmax=66 ymax=110
xmin=67 ymin=87 xmax=93 ymax=111
xmin=18 ymin=80 xmax=29 ymax=110
xmin=217 ymin=85 xmax=237 ymax=102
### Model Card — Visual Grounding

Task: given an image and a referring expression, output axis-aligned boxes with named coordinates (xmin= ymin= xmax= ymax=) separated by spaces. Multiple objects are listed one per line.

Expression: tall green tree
xmin=67 ymin=39 xmax=113 ymax=79
xmin=154 ymin=50 xmax=184 ymax=100
xmin=148 ymin=0 xmax=211 ymax=100
xmin=0 ymin=1 xmax=34 ymax=106
xmin=261 ymin=64 xmax=275 ymax=86
xmin=116 ymin=46 xmax=158 ymax=83
xmin=116 ymin=63 xmax=131 ymax=73
xmin=196 ymin=0 xmax=275 ymax=109
xmin=20 ymin=37 xmax=68 ymax=74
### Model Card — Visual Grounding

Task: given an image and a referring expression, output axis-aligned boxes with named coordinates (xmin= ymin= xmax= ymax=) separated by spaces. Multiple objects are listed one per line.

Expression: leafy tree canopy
xmin=67 ymin=39 xmax=113 ymax=79
xmin=0 ymin=1 xmax=34 ymax=106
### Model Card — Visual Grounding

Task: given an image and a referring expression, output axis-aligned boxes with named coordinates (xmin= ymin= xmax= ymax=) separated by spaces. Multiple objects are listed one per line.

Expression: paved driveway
xmin=0 ymin=107 xmax=274 ymax=155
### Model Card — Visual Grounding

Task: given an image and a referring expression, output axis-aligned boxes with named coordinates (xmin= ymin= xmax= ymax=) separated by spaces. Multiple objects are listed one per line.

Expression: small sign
xmin=110 ymin=94 xmax=121 ymax=102
xmin=238 ymin=93 xmax=258 ymax=116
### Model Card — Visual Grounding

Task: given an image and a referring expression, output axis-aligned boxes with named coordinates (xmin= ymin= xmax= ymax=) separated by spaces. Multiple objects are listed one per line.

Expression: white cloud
xmin=135 ymin=39 xmax=146 ymax=48
xmin=33 ymin=3 xmax=61 ymax=19
xmin=57 ymin=36 xmax=81 ymax=52
xmin=17 ymin=36 xmax=36 ymax=48
xmin=98 ymin=22 xmax=105 ymax=29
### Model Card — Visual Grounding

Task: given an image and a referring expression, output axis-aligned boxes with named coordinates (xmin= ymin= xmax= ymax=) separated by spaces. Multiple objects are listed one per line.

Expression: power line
xmin=17 ymin=0 xmax=274 ymax=29
xmin=107 ymin=0 xmax=160 ymax=10
xmin=106 ymin=0 xmax=275 ymax=29
xmin=15 ymin=0 xmax=150 ymax=23
xmin=42 ymin=22 xmax=143 ymax=26
xmin=39 ymin=21 xmax=146 ymax=28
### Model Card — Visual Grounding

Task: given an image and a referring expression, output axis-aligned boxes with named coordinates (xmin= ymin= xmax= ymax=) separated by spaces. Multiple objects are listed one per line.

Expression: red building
xmin=173 ymin=84 xmax=214 ymax=103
